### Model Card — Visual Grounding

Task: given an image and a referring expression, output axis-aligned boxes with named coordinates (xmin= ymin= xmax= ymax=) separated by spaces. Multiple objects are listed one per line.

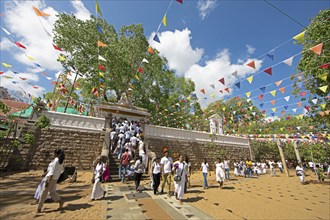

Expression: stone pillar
xmin=209 ymin=119 xmax=216 ymax=134
xmin=217 ymin=118 xmax=223 ymax=135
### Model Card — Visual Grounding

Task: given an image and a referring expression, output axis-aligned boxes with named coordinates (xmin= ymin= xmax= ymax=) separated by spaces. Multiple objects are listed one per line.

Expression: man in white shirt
xmin=160 ymin=151 xmax=173 ymax=196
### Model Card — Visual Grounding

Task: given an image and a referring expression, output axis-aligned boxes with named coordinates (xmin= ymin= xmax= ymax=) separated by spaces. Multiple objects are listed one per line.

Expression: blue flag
xmin=97 ymin=25 xmax=104 ymax=34
xmin=153 ymin=34 xmax=161 ymax=44
xmin=259 ymin=87 xmax=266 ymax=93
xmin=235 ymin=82 xmax=240 ymax=89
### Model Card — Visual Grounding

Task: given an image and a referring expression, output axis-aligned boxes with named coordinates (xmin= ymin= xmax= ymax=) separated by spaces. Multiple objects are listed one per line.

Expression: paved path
xmin=104 ymin=183 xmax=213 ymax=220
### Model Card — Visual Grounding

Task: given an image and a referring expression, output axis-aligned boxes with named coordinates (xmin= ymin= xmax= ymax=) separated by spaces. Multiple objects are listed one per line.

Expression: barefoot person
xmin=160 ymin=151 xmax=173 ymax=196
xmin=215 ymin=158 xmax=225 ymax=189
xmin=173 ymin=155 xmax=187 ymax=205
xmin=37 ymin=149 xmax=65 ymax=213
xmin=91 ymin=157 xmax=106 ymax=201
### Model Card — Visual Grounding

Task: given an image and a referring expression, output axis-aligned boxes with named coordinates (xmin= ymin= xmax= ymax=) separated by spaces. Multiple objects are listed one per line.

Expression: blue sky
xmin=0 ymin=0 xmax=328 ymax=118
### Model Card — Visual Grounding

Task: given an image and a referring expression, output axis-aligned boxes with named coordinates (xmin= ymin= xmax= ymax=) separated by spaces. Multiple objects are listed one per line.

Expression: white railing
xmin=43 ymin=111 xmax=105 ymax=131
xmin=145 ymin=125 xmax=249 ymax=148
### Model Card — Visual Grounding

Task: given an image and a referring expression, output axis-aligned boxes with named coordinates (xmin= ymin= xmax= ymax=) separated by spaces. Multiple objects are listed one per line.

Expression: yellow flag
xmin=318 ymin=72 xmax=328 ymax=81
xmin=58 ymin=55 xmax=66 ymax=61
xmin=270 ymin=90 xmax=276 ymax=97
xmin=320 ymin=104 xmax=326 ymax=109
xmin=246 ymin=76 xmax=254 ymax=84
xmin=135 ymin=75 xmax=140 ymax=80
xmin=272 ymin=108 xmax=276 ymax=113
xmin=95 ymin=1 xmax=102 ymax=16
xmin=162 ymin=15 xmax=167 ymax=27
xmin=210 ymin=93 xmax=215 ymax=98
xmin=293 ymin=31 xmax=306 ymax=42
xmin=25 ymin=54 xmax=36 ymax=61
xmin=245 ymin=91 xmax=251 ymax=98
xmin=319 ymin=85 xmax=328 ymax=93
xmin=2 ymin=63 xmax=12 ymax=68
xmin=222 ymin=107 xmax=226 ymax=111
xmin=249 ymin=106 xmax=253 ymax=111
xmin=99 ymin=72 xmax=104 ymax=77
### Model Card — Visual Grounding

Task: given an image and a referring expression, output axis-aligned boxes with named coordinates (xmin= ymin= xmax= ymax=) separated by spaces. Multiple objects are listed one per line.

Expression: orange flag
xmin=200 ymin=89 xmax=205 ymax=94
xmin=279 ymin=87 xmax=286 ymax=94
xmin=246 ymin=60 xmax=255 ymax=69
xmin=238 ymin=102 xmax=242 ymax=107
xmin=32 ymin=6 xmax=50 ymax=16
xmin=271 ymin=100 xmax=276 ymax=105
xmin=310 ymin=43 xmax=323 ymax=55
xmin=148 ymin=47 xmax=154 ymax=54
xmin=98 ymin=40 xmax=107 ymax=47
xmin=297 ymin=102 xmax=302 ymax=107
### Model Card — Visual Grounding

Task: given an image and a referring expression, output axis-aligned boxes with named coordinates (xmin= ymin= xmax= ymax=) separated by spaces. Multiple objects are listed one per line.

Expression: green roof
xmin=11 ymin=106 xmax=88 ymax=118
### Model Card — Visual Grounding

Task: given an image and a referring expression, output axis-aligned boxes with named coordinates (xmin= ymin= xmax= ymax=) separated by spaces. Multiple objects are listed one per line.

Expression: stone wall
xmin=146 ymin=138 xmax=250 ymax=171
xmin=3 ymin=122 xmax=104 ymax=171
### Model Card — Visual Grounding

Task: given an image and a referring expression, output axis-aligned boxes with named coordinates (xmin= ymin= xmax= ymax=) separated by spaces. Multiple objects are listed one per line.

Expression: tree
xmin=296 ymin=9 xmax=330 ymax=125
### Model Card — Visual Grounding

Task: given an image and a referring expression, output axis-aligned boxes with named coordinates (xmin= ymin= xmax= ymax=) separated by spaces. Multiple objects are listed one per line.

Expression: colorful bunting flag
xmin=58 ymin=55 xmax=66 ymax=61
xmin=200 ymin=89 xmax=205 ymax=94
xmin=32 ymin=6 xmax=50 ymax=16
xmin=297 ymin=102 xmax=302 ymax=107
xmin=96 ymin=1 xmax=102 ymax=16
xmin=245 ymin=92 xmax=251 ymax=98
xmin=1 ymin=27 xmax=11 ymax=35
xmin=25 ymin=54 xmax=36 ymax=61
xmin=319 ymin=63 xmax=330 ymax=69
xmin=284 ymin=105 xmax=289 ymax=110
xmin=52 ymin=44 xmax=62 ymax=51
xmin=266 ymin=51 xmax=275 ymax=60
xmin=270 ymin=90 xmax=276 ymax=97
xmin=15 ymin=42 xmax=26 ymax=49
xmin=162 ymin=15 xmax=167 ymax=27
xmin=210 ymin=84 xmax=215 ymax=89
xmin=97 ymin=25 xmax=104 ymax=34
xmin=246 ymin=60 xmax=255 ymax=69
xmin=310 ymin=43 xmax=323 ymax=55
xmin=142 ymin=58 xmax=149 ymax=63
xmin=258 ymin=94 xmax=264 ymax=100
xmin=235 ymin=82 xmax=240 ymax=89
xmin=319 ymin=85 xmax=328 ymax=93
xmin=218 ymin=78 xmax=225 ymax=85
xmin=271 ymin=108 xmax=276 ymax=113
xmin=271 ymin=100 xmax=276 ymax=105
xmin=264 ymin=67 xmax=272 ymax=76
xmin=97 ymin=40 xmax=107 ymax=47
xmin=98 ymin=64 xmax=106 ymax=71
xmin=279 ymin=87 xmax=286 ymax=94
xmin=311 ymin=98 xmax=318 ymax=105
xmin=231 ymin=70 xmax=238 ymax=78
xmin=238 ymin=102 xmax=242 ymax=107
xmin=224 ymin=88 xmax=230 ymax=93
xmin=305 ymin=106 xmax=311 ymax=111
xmin=275 ymin=80 xmax=282 ymax=87
xmin=318 ymin=72 xmax=328 ymax=81
xmin=99 ymin=72 xmax=104 ymax=77
xmin=153 ymin=34 xmax=161 ymax=43
xmin=148 ymin=47 xmax=154 ymax=54
xmin=138 ymin=67 xmax=144 ymax=73
xmin=300 ymin=91 xmax=307 ymax=97
xmin=282 ymin=56 xmax=293 ymax=66
xmin=98 ymin=55 xmax=106 ymax=61
xmin=293 ymin=31 xmax=305 ymax=43
xmin=246 ymin=76 xmax=253 ymax=84
xmin=320 ymin=103 xmax=326 ymax=109
xmin=2 ymin=63 xmax=12 ymax=68
xmin=176 ymin=0 xmax=183 ymax=3
xmin=92 ymin=87 xmax=98 ymax=96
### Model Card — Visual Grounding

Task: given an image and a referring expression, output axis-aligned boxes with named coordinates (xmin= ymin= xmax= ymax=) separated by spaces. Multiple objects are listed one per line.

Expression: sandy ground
xmin=0 ymin=169 xmax=329 ymax=220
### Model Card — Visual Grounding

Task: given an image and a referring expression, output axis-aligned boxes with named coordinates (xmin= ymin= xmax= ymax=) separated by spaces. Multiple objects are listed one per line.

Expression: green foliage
xmin=35 ymin=115 xmax=51 ymax=129
xmin=0 ymin=100 xmax=11 ymax=114
xmin=23 ymin=133 xmax=35 ymax=145
xmin=0 ymin=130 xmax=7 ymax=139
xmin=296 ymin=9 xmax=330 ymax=125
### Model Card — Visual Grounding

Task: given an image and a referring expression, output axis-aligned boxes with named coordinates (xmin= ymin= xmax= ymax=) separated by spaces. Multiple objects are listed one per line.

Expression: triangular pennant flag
xmin=98 ymin=55 xmax=106 ymax=61
xmin=266 ymin=51 xmax=275 ymax=60
xmin=319 ymin=111 xmax=325 ymax=116
xmin=246 ymin=60 xmax=255 ymax=69
xmin=271 ymin=113 xmax=275 ymax=117
xmin=58 ymin=55 xmax=66 ymax=61
xmin=148 ymin=47 xmax=154 ymax=54
xmin=310 ymin=43 xmax=323 ymax=55
xmin=2 ymin=63 xmax=12 ymax=68
xmin=97 ymin=40 xmax=107 ymax=47
xmin=1 ymin=27 xmax=11 ymax=35
xmin=219 ymin=78 xmax=225 ymax=85
xmin=15 ymin=42 xmax=26 ymax=49
xmin=231 ymin=70 xmax=238 ymax=78
xmin=319 ymin=63 xmax=330 ymax=69
xmin=235 ymin=82 xmax=240 ymax=89
xmin=272 ymin=108 xmax=276 ymax=113
xmin=32 ymin=6 xmax=50 ymax=16
xmin=176 ymin=0 xmax=183 ymax=3
xmin=200 ymin=89 xmax=205 ymax=94
xmin=259 ymin=87 xmax=266 ymax=93
xmin=97 ymin=25 xmax=104 ymax=34
xmin=142 ymin=58 xmax=149 ymax=63
xmin=246 ymin=76 xmax=254 ymax=84
xmin=318 ymin=72 xmax=328 ymax=81
xmin=98 ymin=64 xmax=106 ymax=71
xmin=222 ymin=107 xmax=226 ymax=111
xmin=320 ymin=103 xmax=326 ymax=109
xmin=224 ymin=88 xmax=230 ymax=93
xmin=282 ymin=56 xmax=294 ymax=66
xmin=153 ymin=34 xmax=161 ymax=44
xmin=138 ymin=67 xmax=144 ymax=73
xmin=264 ymin=67 xmax=272 ymax=76
xmin=284 ymin=105 xmax=289 ymax=110
xmin=210 ymin=93 xmax=215 ymax=98
xmin=210 ymin=84 xmax=215 ymax=89
xmin=237 ymin=102 xmax=242 ymax=107
xmin=248 ymin=106 xmax=253 ymax=111
xmin=4 ymin=76 xmax=13 ymax=79
xmin=99 ymin=72 xmax=104 ymax=77
xmin=293 ymin=31 xmax=306 ymax=43
xmin=52 ymin=44 xmax=62 ymax=51
xmin=247 ymin=98 xmax=251 ymax=102
xmin=279 ymin=87 xmax=286 ymax=94
xmin=46 ymin=77 xmax=52 ymax=80
xmin=271 ymin=100 xmax=276 ymax=105
xmin=258 ymin=94 xmax=264 ymax=100
xmin=19 ymin=77 xmax=27 ymax=80
xmin=300 ymin=91 xmax=307 ymax=97
xmin=305 ymin=106 xmax=311 ymax=111
xmin=95 ymin=1 xmax=103 ymax=16
xmin=311 ymin=98 xmax=318 ymax=105
xmin=319 ymin=85 xmax=328 ymax=93
xmin=275 ymin=80 xmax=282 ymax=87
xmin=270 ymin=90 xmax=276 ymax=97
xmin=297 ymin=102 xmax=302 ymax=107
xmin=281 ymin=110 xmax=286 ymax=115
xmin=162 ymin=15 xmax=167 ymax=27
xmin=245 ymin=92 xmax=251 ymax=98
xmin=25 ymin=54 xmax=36 ymax=61
xmin=219 ymin=90 xmax=223 ymax=93
xmin=92 ymin=87 xmax=98 ymax=96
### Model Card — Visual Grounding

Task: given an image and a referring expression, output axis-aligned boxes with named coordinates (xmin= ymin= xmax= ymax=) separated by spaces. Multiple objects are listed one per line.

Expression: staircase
xmin=108 ymin=152 xmax=121 ymax=182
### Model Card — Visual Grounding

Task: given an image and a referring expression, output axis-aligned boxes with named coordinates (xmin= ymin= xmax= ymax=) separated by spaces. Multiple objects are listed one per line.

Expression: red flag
xmin=258 ymin=94 xmax=264 ymax=100
xmin=320 ymin=63 xmax=330 ymax=69
xmin=19 ymin=77 xmax=27 ymax=80
xmin=138 ymin=67 xmax=144 ymax=73
xmin=98 ymin=64 xmax=106 ymax=71
xmin=15 ymin=42 xmax=26 ymax=49
xmin=0 ymin=72 xmax=4 ymax=75
xmin=200 ymin=89 xmax=205 ymax=94
xmin=300 ymin=91 xmax=307 ymax=97
xmin=263 ymin=67 xmax=272 ymax=76
xmin=51 ymin=81 xmax=57 ymax=85
xmin=224 ymin=88 xmax=230 ymax=93
xmin=219 ymin=90 xmax=223 ymax=93
xmin=262 ymin=110 xmax=266 ymax=114
xmin=246 ymin=60 xmax=255 ymax=69
xmin=33 ymin=86 xmax=39 ymax=89
xmin=92 ymin=87 xmax=98 ymax=96
xmin=235 ymin=96 xmax=239 ymax=100
xmin=305 ymin=106 xmax=311 ymax=111
xmin=176 ymin=0 xmax=183 ymax=3
xmin=219 ymin=77 xmax=225 ymax=85
xmin=52 ymin=43 xmax=62 ymax=51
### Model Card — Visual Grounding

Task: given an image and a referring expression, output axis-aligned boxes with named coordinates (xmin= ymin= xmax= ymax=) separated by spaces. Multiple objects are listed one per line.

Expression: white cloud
xmin=197 ymin=0 xmax=218 ymax=20
xmin=0 ymin=37 xmax=14 ymax=51
xmin=149 ymin=28 xmax=203 ymax=75
xmin=246 ymin=45 xmax=256 ymax=54
xmin=71 ymin=0 xmax=91 ymax=21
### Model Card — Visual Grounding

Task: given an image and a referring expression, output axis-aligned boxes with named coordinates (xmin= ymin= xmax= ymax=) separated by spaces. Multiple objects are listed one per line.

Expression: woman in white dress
xmin=173 ymin=155 xmax=187 ymax=205
xmin=91 ymin=157 xmax=106 ymax=201
xmin=215 ymin=158 xmax=225 ymax=189
xmin=233 ymin=162 xmax=240 ymax=176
